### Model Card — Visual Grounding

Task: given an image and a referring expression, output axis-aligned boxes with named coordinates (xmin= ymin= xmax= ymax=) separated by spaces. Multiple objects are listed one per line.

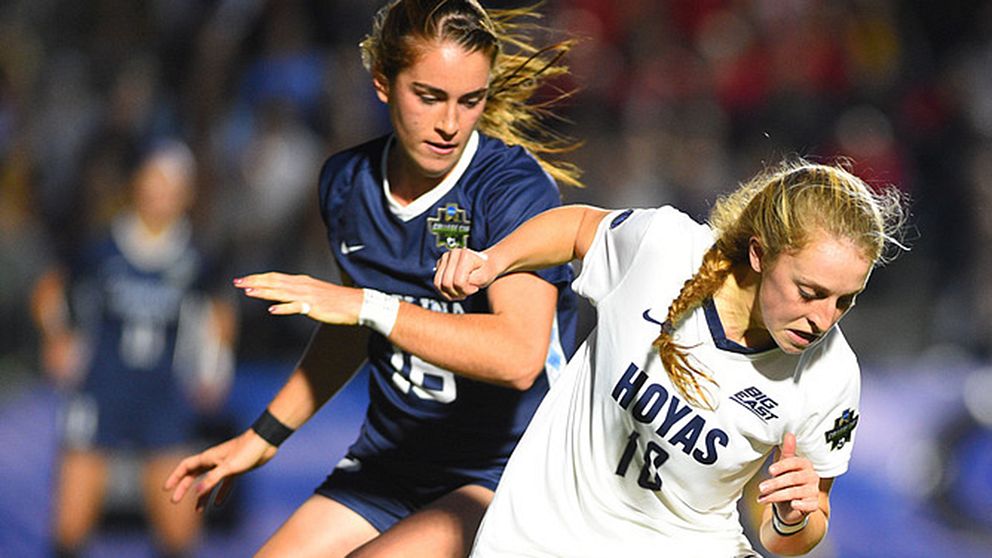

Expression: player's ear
xmin=748 ymin=236 xmax=765 ymax=273
xmin=372 ymin=72 xmax=390 ymax=104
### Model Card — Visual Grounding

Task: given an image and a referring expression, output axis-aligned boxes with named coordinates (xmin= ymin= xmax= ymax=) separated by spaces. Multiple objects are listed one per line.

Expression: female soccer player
xmin=165 ymin=1 xmax=580 ymax=557
xmin=33 ymin=140 xmax=236 ymax=558
xmin=435 ymin=161 xmax=907 ymax=557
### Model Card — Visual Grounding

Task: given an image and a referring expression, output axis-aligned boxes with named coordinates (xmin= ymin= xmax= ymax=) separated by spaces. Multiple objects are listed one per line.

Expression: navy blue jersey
xmin=66 ymin=216 xmax=214 ymax=449
xmin=319 ymin=131 xmax=578 ymax=466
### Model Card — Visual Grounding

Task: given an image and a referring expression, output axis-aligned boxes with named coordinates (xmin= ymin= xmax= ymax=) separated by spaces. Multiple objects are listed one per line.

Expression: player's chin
xmin=773 ymin=332 xmax=806 ymax=355
xmin=419 ymin=161 xmax=456 ymax=179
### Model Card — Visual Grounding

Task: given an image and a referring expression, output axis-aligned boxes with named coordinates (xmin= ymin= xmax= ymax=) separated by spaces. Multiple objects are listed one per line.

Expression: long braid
xmin=651 ymin=245 xmax=734 ymax=409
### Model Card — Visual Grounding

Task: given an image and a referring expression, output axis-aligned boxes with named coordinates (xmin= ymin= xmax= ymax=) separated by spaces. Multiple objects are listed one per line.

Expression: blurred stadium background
xmin=1 ymin=1 xmax=991 ymax=556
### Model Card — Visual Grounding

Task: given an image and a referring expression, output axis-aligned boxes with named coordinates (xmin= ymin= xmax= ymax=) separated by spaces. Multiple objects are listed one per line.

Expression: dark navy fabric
xmin=317 ymin=132 xmax=578 ymax=474
xmin=65 ymin=227 xmax=211 ymax=450
xmin=315 ymin=451 xmax=501 ymax=533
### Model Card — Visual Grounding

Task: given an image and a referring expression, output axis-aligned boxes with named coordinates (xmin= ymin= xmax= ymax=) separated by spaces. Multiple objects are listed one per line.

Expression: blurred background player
xmin=165 ymin=1 xmax=580 ymax=557
xmin=31 ymin=139 xmax=236 ymax=558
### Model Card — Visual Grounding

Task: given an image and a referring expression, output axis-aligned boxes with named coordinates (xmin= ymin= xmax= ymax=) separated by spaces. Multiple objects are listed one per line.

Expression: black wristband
xmin=251 ymin=409 xmax=294 ymax=447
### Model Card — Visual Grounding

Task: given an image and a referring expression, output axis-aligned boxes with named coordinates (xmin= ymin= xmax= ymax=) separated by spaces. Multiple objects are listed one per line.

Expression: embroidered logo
xmin=730 ymin=387 xmax=780 ymax=422
xmin=428 ymin=203 xmax=471 ymax=249
xmin=825 ymin=408 xmax=859 ymax=450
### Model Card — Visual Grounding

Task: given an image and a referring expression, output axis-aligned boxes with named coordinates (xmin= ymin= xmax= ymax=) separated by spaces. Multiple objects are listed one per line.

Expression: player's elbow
xmin=499 ymin=348 xmax=547 ymax=391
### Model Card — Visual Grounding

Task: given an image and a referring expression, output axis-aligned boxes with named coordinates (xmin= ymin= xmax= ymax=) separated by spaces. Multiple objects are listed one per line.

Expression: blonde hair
xmin=360 ymin=0 xmax=582 ymax=187
xmin=653 ymin=159 xmax=908 ymax=408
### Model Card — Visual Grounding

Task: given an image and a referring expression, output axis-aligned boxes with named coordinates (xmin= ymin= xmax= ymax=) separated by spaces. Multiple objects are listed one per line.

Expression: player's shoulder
xmin=319 ymin=134 xmax=389 ymax=208
xmin=473 ymin=133 xmax=544 ymax=169
xmin=320 ymin=135 xmax=388 ymax=188
xmin=799 ymin=327 xmax=860 ymax=384
xmin=651 ymin=205 xmax=710 ymax=237
xmin=465 ymin=133 xmax=557 ymax=195
xmin=604 ymin=206 xmax=711 ymax=250
xmin=810 ymin=327 xmax=857 ymax=363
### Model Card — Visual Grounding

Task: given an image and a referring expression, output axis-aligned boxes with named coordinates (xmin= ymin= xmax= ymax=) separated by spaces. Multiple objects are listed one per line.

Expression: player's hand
xmin=757 ymin=432 xmax=820 ymax=524
xmin=163 ymin=429 xmax=277 ymax=512
xmin=234 ymin=272 xmax=363 ymax=324
xmin=434 ymin=248 xmax=497 ymax=300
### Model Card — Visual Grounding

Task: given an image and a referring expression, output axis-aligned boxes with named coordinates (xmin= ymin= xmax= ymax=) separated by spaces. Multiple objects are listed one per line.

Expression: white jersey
xmin=470 ymin=207 xmax=861 ymax=558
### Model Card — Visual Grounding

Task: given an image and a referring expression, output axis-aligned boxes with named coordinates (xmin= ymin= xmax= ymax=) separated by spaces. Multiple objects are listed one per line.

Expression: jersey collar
xmin=111 ymin=213 xmax=192 ymax=271
xmin=702 ymin=297 xmax=770 ymax=355
xmin=381 ymin=130 xmax=480 ymax=222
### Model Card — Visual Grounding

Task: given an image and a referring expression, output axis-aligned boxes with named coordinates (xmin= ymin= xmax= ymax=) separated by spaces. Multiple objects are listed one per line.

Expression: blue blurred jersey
xmin=319 ymin=131 xmax=578 ymax=467
xmin=65 ymin=216 xmax=212 ymax=450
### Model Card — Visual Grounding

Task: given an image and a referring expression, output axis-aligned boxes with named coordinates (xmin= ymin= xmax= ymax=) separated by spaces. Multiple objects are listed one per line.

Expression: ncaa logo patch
xmin=428 ymin=203 xmax=472 ymax=249
xmin=825 ymin=408 xmax=859 ymax=450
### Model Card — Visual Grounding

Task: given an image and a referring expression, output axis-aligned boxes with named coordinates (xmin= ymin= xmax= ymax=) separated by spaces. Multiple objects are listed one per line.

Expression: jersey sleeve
xmin=572 ymin=207 xmax=668 ymax=305
xmin=794 ymin=332 xmax=862 ymax=478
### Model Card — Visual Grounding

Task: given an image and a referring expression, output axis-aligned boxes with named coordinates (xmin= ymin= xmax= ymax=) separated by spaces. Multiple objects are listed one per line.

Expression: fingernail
xmin=244 ymin=287 xmax=253 ymax=293
xmin=233 ymin=277 xmax=243 ymax=285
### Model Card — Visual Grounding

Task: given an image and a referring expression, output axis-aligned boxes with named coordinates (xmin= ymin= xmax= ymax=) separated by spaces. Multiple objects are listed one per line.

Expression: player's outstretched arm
xmin=434 ymin=204 xmax=609 ymax=301
xmin=234 ymin=273 xmax=364 ymax=323
xmin=164 ymin=324 xmax=368 ymax=510
xmin=757 ymin=432 xmax=833 ymax=555
xmin=230 ymin=207 xmax=613 ymax=391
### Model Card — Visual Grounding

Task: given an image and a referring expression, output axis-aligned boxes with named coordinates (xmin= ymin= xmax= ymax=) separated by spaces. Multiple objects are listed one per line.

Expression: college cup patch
xmin=428 ymin=203 xmax=471 ymax=249
xmin=825 ymin=408 xmax=859 ymax=450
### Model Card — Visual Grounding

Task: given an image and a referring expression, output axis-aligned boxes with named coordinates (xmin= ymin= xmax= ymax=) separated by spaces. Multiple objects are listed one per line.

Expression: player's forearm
xmin=486 ymin=205 xmax=607 ymax=276
xmin=387 ymin=297 xmax=552 ymax=390
xmin=31 ymin=269 xmax=72 ymax=339
xmin=265 ymin=324 xmax=368 ymax=429
xmin=759 ymin=505 xmax=829 ymax=556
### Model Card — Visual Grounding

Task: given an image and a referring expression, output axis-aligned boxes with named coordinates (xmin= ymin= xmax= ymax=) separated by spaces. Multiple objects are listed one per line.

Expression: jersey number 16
xmin=389 ymin=346 xmax=457 ymax=404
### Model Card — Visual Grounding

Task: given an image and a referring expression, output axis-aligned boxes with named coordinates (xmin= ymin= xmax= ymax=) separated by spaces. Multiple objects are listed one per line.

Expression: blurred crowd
xmin=2 ymin=0 xmax=992 ymax=392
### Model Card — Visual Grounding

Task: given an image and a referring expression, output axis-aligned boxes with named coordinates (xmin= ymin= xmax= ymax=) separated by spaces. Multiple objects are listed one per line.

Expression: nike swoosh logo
xmin=340 ymin=242 xmax=365 ymax=255
xmin=334 ymin=456 xmax=362 ymax=472
xmin=642 ymin=309 xmax=665 ymax=327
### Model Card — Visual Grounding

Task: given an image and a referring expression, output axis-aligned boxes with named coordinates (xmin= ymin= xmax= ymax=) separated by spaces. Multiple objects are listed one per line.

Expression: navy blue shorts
xmin=315 ymin=452 xmax=502 ymax=533
xmin=60 ymin=385 xmax=196 ymax=452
